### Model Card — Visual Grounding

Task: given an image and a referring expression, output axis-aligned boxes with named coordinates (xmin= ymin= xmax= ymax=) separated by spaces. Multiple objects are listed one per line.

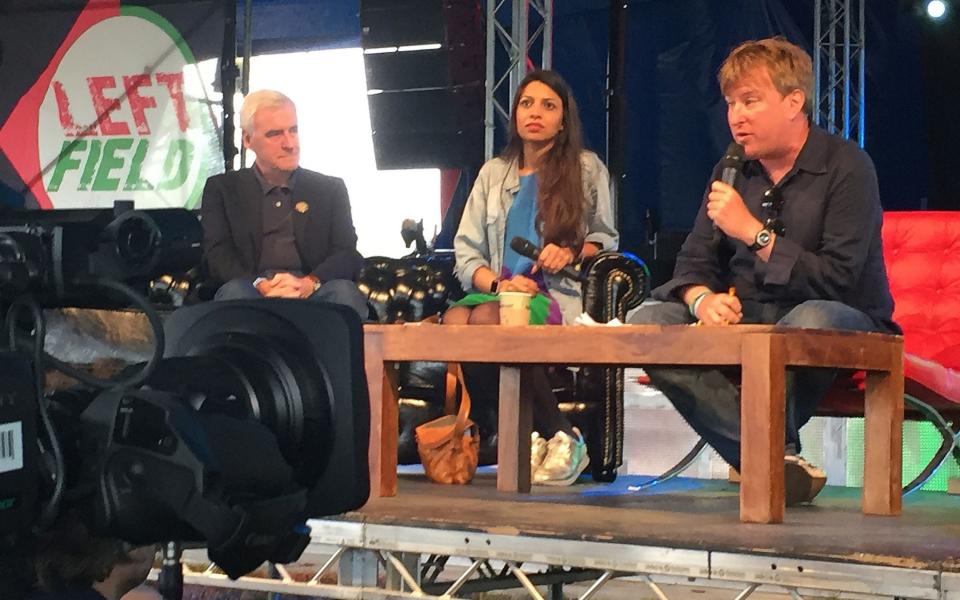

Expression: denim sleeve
xmin=453 ymin=163 xmax=494 ymax=292
xmin=582 ymin=152 xmax=619 ymax=251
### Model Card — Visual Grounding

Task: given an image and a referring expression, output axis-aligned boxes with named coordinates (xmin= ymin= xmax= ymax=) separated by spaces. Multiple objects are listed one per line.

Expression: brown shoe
xmin=785 ymin=455 xmax=827 ymax=506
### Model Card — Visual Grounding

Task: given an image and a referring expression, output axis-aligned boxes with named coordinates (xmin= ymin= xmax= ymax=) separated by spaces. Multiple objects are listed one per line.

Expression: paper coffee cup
xmin=499 ymin=291 xmax=532 ymax=326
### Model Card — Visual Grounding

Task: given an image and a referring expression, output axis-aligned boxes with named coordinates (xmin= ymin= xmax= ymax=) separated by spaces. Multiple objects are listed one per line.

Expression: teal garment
xmin=453 ymin=292 xmax=551 ymax=325
xmin=452 ymin=151 xmax=618 ymax=324
xmin=502 ymin=173 xmax=539 ymax=276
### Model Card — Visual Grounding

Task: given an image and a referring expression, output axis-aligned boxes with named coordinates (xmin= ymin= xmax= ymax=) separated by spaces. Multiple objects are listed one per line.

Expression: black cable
xmin=4 ymin=280 xmax=164 ymax=528
xmin=4 ymin=295 xmax=65 ymax=529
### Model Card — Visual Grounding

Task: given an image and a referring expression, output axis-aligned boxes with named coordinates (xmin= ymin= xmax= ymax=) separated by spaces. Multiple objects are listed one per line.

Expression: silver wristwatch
xmin=748 ymin=227 xmax=773 ymax=252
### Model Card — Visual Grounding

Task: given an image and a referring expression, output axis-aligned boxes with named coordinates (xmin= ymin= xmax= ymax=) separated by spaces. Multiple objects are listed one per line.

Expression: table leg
xmin=497 ymin=366 xmax=531 ymax=492
xmin=364 ymin=331 xmax=399 ymax=497
xmin=863 ymin=358 xmax=904 ymax=516
xmin=740 ymin=334 xmax=786 ymax=524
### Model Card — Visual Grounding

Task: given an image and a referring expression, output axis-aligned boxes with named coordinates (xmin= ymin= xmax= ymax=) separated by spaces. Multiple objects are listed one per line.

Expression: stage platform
xmin=353 ymin=472 xmax=960 ymax=571
xmin=177 ymin=472 xmax=960 ymax=600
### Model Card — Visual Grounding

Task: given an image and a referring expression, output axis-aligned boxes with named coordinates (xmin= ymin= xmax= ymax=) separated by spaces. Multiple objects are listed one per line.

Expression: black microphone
xmin=712 ymin=142 xmax=746 ymax=244
xmin=509 ymin=236 xmax=586 ymax=282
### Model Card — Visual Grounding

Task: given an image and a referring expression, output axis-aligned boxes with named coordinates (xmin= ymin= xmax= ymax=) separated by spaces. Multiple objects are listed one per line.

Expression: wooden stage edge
xmin=341 ymin=474 xmax=960 ymax=573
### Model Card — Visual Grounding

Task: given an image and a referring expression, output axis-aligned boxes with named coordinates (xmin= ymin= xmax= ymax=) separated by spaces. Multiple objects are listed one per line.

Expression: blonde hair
xmin=718 ymin=37 xmax=814 ymax=116
xmin=239 ymin=90 xmax=294 ymax=134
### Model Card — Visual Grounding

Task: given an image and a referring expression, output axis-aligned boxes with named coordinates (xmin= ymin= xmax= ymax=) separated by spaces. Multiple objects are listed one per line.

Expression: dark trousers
xmin=628 ymin=299 xmax=881 ymax=470
xmin=462 ymin=364 xmax=573 ymax=437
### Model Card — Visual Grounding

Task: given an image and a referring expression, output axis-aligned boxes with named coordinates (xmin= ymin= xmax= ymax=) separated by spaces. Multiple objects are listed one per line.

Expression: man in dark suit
xmin=200 ymin=90 xmax=367 ymax=317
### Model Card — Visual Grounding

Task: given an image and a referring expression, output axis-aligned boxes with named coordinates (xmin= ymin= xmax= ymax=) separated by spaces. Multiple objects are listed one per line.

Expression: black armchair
xmin=357 ymin=249 xmax=648 ymax=482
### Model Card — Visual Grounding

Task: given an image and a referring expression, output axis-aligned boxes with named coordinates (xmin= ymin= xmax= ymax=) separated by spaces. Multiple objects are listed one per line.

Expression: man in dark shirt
xmin=629 ymin=37 xmax=899 ymax=505
xmin=200 ymin=90 xmax=367 ymax=317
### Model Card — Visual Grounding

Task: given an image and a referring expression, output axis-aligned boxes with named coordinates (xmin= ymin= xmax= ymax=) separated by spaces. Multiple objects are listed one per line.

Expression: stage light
xmin=926 ymin=0 xmax=948 ymax=18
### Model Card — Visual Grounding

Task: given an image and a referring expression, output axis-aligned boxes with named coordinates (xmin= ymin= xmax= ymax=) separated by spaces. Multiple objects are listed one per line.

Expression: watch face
xmin=757 ymin=229 xmax=772 ymax=246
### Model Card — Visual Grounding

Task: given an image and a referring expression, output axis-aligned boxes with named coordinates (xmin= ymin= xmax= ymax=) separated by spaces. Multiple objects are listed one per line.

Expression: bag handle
xmin=445 ymin=364 xmax=472 ymax=436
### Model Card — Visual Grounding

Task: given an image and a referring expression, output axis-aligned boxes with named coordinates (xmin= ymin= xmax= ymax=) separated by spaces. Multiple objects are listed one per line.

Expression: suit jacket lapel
xmin=291 ymin=175 xmax=311 ymax=257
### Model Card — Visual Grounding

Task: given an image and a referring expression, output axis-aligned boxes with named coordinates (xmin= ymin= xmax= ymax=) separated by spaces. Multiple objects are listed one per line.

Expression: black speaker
xmin=361 ymin=0 xmax=485 ymax=169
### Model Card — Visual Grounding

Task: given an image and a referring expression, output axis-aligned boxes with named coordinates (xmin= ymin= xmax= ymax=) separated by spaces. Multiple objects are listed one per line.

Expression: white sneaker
xmin=534 ymin=428 xmax=589 ymax=486
xmin=531 ymin=431 xmax=548 ymax=474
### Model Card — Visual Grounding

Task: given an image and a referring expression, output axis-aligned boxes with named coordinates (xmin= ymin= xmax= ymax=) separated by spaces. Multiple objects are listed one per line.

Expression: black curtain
xmin=555 ymin=0 xmax=947 ymax=257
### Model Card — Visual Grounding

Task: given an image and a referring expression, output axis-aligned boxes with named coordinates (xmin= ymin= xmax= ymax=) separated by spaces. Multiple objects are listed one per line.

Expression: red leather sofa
xmin=818 ymin=211 xmax=960 ymax=492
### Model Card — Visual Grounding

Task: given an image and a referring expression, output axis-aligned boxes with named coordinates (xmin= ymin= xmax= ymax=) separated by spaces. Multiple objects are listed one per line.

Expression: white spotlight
xmin=926 ymin=0 xmax=947 ymax=19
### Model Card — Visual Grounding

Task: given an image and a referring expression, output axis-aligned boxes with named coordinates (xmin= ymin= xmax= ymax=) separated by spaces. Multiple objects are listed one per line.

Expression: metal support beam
xmin=160 ymin=520 xmax=947 ymax=600
xmin=814 ymin=0 xmax=866 ymax=146
xmin=485 ymin=0 xmax=555 ymax=159
xmin=219 ymin=0 xmax=238 ymax=171
xmin=337 ymin=548 xmax=379 ymax=588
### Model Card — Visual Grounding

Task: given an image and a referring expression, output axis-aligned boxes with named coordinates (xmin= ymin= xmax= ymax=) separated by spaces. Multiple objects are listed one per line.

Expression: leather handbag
xmin=415 ymin=365 xmax=480 ymax=484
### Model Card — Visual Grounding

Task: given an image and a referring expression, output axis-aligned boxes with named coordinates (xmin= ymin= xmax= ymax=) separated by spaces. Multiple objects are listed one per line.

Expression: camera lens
xmin=116 ymin=217 xmax=157 ymax=265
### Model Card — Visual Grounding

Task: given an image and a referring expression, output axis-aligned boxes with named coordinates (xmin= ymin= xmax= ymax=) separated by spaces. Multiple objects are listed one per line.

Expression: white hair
xmin=239 ymin=90 xmax=295 ymax=134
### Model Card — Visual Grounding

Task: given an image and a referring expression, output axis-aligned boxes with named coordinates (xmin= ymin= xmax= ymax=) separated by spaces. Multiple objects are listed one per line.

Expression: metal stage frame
xmin=814 ymin=0 xmax=866 ymax=146
xmin=165 ymin=518 xmax=960 ymax=600
xmin=484 ymin=0 xmax=554 ymax=160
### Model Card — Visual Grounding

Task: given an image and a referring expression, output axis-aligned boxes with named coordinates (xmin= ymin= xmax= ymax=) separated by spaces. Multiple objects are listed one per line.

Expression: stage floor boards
xmin=346 ymin=472 xmax=960 ymax=572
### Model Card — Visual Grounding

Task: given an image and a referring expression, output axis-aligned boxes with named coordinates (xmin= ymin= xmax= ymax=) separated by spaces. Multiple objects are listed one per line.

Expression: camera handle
xmin=157 ymin=541 xmax=183 ymax=600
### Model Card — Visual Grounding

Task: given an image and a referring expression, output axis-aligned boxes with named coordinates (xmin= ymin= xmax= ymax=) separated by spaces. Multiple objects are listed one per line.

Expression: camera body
xmin=0 ymin=353 xmax=40 ymax=543
xmin=2 ymin=300 xmax=371 ymax=580
xmin=0 ymin=205 xmax=201 ymax=305
xmin=0 ymin=205 xmax=370 ymax=585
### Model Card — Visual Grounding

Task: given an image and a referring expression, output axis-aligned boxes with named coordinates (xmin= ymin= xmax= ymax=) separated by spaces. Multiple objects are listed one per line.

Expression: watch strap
xmin=748 ymin=228 xmax=773 ymax=252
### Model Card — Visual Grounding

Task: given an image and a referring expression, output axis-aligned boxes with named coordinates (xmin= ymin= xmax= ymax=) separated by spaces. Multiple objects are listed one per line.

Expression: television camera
xmin=0 ymin=206 xmax=370 ymax=597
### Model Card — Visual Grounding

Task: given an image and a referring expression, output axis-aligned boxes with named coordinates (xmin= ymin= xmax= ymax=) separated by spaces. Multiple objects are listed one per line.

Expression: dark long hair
xmin=502 ymin=70 xmax=587 ymax=251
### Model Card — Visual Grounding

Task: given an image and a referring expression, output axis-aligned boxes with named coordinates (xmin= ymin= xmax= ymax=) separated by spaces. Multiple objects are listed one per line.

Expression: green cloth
xmin=454 ymin=293 xmax=551 ymax=325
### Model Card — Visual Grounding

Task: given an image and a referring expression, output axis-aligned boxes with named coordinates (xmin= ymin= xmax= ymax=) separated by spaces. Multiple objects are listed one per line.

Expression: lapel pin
xmin=295 ymin=201 xmax=309 ymax=214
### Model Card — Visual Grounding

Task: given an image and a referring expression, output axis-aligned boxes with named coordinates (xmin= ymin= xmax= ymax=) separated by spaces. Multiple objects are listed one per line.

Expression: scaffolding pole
xmin=814 ymin=0 xmax=866 ymax=147
xmin=485 ymin=0 xmax=554 ymax=160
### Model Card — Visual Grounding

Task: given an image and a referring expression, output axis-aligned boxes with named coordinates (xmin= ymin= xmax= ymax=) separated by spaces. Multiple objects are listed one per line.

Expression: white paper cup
xmin=498 ymin=291 xmax=532 ymax=326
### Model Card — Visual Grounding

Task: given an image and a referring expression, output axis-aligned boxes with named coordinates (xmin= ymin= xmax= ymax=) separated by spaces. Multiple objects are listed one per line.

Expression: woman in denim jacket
xmin=445 ymin=70 xmax=618 ymax=486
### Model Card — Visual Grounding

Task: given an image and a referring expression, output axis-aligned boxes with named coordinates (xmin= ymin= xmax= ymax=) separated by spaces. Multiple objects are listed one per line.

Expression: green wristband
xmin=689 ymin=291 xmax=710 ymax=318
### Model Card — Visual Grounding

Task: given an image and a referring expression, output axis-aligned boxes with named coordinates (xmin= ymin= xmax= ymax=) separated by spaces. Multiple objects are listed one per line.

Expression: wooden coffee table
xmin=363 ymin=323 xmax=903 ymax=524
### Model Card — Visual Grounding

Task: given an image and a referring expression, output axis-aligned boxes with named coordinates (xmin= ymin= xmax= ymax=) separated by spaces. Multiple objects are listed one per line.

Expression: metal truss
xmin=813 ymin=0 xmax=866 ymax=146
xmin=163 ymin=519 xmax=957 ymax=600
xmin=484 ymin=0 xmax=554 ymax=159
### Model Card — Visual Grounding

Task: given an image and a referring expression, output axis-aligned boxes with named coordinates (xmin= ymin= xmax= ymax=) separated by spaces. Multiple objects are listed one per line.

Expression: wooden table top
xmin=363 ymin=323 xmax=902 ymax=370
